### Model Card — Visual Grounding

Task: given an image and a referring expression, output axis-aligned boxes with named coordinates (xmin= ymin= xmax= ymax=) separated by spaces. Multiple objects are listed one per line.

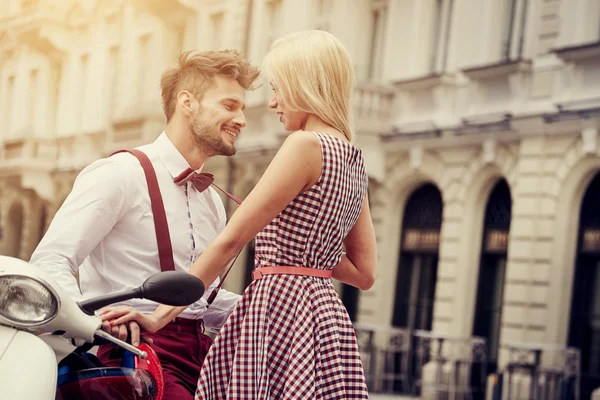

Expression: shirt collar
xmin=152 ymin=132 xmax=204 ymax=179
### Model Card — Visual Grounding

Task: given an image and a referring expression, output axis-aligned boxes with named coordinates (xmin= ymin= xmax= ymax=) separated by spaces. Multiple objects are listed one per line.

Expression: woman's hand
xmin=98 ymin=306 xmax=163 ymax=335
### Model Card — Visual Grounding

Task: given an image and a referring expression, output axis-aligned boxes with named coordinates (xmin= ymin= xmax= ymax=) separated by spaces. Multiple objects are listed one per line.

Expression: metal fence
xmin=354 ymin=325 xmax=582 ymax=400
xmin=495 ymin=343 xmax=581 ymax=400
xmin=354 ymin=324 xmax=488 ymax=399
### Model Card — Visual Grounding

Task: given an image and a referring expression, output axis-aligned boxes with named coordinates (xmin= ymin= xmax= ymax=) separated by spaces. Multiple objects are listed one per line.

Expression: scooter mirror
xmin=139 ymin=271 xmax=205 ymax=306
xmin=77 ymin=271 xmax=205 ymax=315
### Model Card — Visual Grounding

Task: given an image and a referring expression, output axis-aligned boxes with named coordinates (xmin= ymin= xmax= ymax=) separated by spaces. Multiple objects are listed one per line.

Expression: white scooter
xmin=0 ymin=255 xmax=205 ymax=400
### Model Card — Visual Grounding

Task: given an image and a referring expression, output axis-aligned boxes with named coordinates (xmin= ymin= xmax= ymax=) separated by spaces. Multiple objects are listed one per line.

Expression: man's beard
xmin=190 ymin=115 xmax=236 ymax=157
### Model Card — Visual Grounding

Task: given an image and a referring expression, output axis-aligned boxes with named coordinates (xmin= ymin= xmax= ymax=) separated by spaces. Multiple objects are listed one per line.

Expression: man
xmin=30 ymin=49 xmax=260 ymax=398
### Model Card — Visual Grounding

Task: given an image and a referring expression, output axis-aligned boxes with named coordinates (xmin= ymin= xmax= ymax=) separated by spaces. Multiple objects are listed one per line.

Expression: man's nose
xmin=233 ymin=111 xmax=247 ymax=128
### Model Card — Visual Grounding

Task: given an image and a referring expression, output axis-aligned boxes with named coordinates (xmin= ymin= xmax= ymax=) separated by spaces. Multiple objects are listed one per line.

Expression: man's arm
xmin=30 ymin=157 xmax=132 ymax=301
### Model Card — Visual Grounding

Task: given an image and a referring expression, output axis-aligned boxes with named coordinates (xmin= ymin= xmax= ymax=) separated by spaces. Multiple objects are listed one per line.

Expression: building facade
xmin=1 ymin=0 xmax=600 ymax=397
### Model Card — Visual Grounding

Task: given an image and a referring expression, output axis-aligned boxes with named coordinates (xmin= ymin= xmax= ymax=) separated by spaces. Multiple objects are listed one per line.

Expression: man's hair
xmin=160 ymin=50 xmax=260 ymax=122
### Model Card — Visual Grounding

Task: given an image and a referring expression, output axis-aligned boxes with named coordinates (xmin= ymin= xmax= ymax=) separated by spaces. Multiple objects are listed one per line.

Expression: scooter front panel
xmin=0 ymin=328 xmax=57 ymax=399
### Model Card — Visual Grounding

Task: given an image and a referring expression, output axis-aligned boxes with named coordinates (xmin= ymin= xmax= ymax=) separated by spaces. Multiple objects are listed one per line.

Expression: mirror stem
xmin=78 ymin=288 xmax=143 ymax=315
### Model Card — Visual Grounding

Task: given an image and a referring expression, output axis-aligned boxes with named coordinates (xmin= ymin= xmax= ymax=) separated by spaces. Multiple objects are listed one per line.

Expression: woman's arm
xmin=102 ymin=132 xmax=323 ymax=332
xmin=150 ymin=131 xmax=323 ymax=328
xmin=332 ymin=194 xmax=377 ymax=290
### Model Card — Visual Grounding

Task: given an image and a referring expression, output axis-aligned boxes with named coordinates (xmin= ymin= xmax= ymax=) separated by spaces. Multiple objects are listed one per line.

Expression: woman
xmin=103 ymin=30 xmax=377 ymax=399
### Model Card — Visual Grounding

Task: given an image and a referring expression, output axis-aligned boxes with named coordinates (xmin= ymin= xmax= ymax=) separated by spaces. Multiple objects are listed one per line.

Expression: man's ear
xmin=177 ymin=91 xmax=195 ymax=116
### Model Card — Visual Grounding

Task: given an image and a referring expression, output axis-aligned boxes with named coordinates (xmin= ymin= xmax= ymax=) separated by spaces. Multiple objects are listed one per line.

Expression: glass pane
xmin=402 ymin=184 xmax=443 ymax=229
xmin=569 ymin=256 xmax=600 ymax=397
xmin=580 ymin=173 xmax=600 ymax=229
xmin=393 ymin=254 xmax=438 ymax=331
xmin=484 ymin=180 xmax=511 ymax=229
xmin=589 ymin=261 xmax=600 ymax=374
xmin=473 ymin=255 xmax=506 ymax=365
xmin=392 ymin=255 xmax=414 ymax=327
xmin=416 ymin=255 xmax=438 ymax=331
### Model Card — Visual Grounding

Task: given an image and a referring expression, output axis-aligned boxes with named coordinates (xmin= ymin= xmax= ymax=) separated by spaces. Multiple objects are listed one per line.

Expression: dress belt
xmin=252 ymin=266 xmax=333 ymax=281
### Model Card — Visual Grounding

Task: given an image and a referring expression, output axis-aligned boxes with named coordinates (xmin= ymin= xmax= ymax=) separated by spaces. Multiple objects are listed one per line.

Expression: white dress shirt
xmin=30 ymin=132 xmax=240 ymax=329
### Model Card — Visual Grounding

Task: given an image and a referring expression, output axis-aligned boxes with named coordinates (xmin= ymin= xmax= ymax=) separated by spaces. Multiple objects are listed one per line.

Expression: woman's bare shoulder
xmin=279 ymin=130 xmax=322 ymax=155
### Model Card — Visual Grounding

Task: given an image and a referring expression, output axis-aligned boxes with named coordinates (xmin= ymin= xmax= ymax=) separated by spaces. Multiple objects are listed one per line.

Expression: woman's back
xmin=255 ymin=131 xmax=368 ymax=270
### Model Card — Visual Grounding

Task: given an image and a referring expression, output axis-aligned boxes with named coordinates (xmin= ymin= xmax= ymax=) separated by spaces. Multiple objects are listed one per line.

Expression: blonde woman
xmin=103 ymin=30 xmax=377 ymax=398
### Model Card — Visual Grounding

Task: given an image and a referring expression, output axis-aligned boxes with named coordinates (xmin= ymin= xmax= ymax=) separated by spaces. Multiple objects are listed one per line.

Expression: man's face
xmin=190 ymin=76 xmax=246 ymax=157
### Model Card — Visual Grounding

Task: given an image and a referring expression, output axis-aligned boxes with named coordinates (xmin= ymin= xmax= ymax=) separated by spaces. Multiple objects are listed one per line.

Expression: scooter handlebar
xmin=93 ymin=329 xmax=147 ymax=359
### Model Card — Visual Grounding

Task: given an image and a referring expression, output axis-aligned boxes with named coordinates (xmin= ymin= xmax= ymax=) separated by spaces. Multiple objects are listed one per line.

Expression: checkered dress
xmin=195 ymin=132 xmax=369 ymax=399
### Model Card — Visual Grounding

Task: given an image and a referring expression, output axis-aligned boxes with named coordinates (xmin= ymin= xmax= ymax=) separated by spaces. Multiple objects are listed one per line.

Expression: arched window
xmin=472 ymin=179 xmax=511 ymax=373
xmin=392 ymin=183 xmax=443 ymax=330
xmin=569 ymin=171 xmax=600 ymax=398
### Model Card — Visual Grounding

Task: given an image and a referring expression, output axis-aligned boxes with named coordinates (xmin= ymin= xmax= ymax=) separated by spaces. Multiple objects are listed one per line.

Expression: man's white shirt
xmin=30 ymin=132 xmax=241 ymax=329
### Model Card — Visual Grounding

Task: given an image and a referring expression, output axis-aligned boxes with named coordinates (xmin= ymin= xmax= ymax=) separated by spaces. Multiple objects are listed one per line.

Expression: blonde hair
xmin=161 ymin=50 xmax=260 ymax=122
xmin=262 ymin=30 xmax=356 ymax=141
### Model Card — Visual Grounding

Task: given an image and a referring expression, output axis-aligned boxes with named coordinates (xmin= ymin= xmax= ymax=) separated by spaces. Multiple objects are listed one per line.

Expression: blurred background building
xmin=1 ymin=0 xmax=600 ymax=398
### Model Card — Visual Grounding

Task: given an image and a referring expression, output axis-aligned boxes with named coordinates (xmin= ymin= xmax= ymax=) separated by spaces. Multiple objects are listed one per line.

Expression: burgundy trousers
xmin=97 ymin=318 xmax=212 ymax=400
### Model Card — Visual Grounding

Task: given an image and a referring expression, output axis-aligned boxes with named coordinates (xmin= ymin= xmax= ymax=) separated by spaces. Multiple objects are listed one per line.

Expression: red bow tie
xmin=173 ymin=168 xmax=214 ymax=192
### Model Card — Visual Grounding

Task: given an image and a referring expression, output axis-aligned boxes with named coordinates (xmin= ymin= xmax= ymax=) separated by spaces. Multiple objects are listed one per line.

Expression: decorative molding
xmin=482 ymin=139 xmax=497 ymax=164
xmin=409 ymin=147 xmax=423 ymax=170
xmin=552 ymin=41 xmax=600 ymax=62
xmin=0 ymin=29 xmax=17 ymax=57
xmin=66 ymin=1 xmax=93 ymax=27
xmin=462 ymin=60 xmax=532 ymax=81
xmin=582 ymin=126 xmax=598 ymax=155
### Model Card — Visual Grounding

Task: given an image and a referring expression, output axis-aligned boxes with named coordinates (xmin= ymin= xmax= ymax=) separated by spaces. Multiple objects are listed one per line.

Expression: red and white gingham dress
xmin=195 ymin=132 xmax=369 ymax=399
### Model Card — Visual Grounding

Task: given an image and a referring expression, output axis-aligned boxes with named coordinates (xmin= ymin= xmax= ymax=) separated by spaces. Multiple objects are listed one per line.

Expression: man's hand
xmin=98 ymin=306 xmax=161 ymax=337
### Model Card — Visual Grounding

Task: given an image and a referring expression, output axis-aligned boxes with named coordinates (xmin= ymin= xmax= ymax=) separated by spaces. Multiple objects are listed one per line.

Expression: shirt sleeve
xmin=212 ymin=188 xmax=228 ymax=233
xmin=29 ymin=157 xmax=133 ymax=301
xmin=202 ymin=286 xmax=241 ymax=330
xmin=201 ymin=188 xmax=240 ymax=330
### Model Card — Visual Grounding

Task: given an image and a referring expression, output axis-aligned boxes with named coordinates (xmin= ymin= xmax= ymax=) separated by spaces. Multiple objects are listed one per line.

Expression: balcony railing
xmin=354 ymin=83 xmax=395 ymax=133
xmin=354 ymin=324 xmax=488 ymax=399
xmin=496 ymin=343 xmax=581 ymax=400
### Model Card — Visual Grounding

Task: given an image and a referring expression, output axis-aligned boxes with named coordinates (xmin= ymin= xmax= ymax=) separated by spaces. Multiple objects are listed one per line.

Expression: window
xmin=314 ymin=0 xmax=332 ymax=30
xmin=499 ymin=0 xmax=527 ymax=61
xmin=77 ymin=55 xmax=88 ymax=131
xmin=105 ymin=46 xmax=119 ymax=119
xmin=5 ymin=75 xmax=15 ymax=136
xmin=429 ymin=0 xmax=444 ymax=72
xmin=265 ymin=0 xmax=281 ymax=46
xmin=209 ymin=12 xmax=224 ymax=50
xmin=392 ymin=184 xmax=442 ymax=330
xmin=585 ymin=0 xmax=600 ymax=42
xmin=261 ymin=0 xmax=282 ymax=98
xmin=28 ymin=69 xmax=38 ymax=134
xmin=392 ymin=183 xmax=442 ymax=396
xmin=136 ymin=35 xmax=150 ymax=102
xmin=570 ymin=172 xmax=600 ymax=398
xmin=473 ymin=180 xmax=511 ymax=373
xmin=243 ymin=0 xmax=255 ymax=55
xmin=368 ymin=0 xmax=388 ymax=80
